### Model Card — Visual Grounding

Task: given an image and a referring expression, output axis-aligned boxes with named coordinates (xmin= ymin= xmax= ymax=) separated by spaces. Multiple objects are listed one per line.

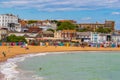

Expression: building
xmin=91 ymin=32 xmax=100 ymax=43
xmin=0 ymin=14 xmax=20 ymax=31
xmin=77 ymin=20 xmax=115 ymax=32
xmin=27 ymin=20 xmax=57 ymax=31
xmin=76 ymin=32 xmax=91 ymax=42
xmin=8 ymin=32 xmax=38 ymax=43
xmin=42 ymin=31 xmax=54 ymax=37
xmin=91 ymin=32 xmax=112 ymax=43
xmin=61 ymin=30 xmax=76 ymax=40
xmin=19 ymin=20 xmax=28 ymax=32
xmin=0 ymin=28 xmax=8 ymax=41
xmin=104 ymin=21 xmax=115 ymax=30
xmin=99 ymin=33 xmax=107 ymax=42
xmin=27 ymin=26 xmax=42 ymax=33
xmin=114 ymin=30 xmax=120 ymax=34
xmin=8 ymin=23 xmax=21 ymax=32
xmin=112 ymin=34 xmax=120 ymax=42
xmin=54 ymin=30 xmax=62 ymax=39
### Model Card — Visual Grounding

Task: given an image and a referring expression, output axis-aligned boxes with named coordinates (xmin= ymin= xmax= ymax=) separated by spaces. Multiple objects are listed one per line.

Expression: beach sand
xmin=0 ymin=46 xmax=120 ymax=62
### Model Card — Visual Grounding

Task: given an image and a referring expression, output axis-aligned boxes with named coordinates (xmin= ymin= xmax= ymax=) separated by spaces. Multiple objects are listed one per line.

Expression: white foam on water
xmin=0 ymin=51 xmax=68 ymax=80
xmin=32 ymin=75 xmax=45 ymax=80
xmin=0 ymin=53 xmax=51 ymax=80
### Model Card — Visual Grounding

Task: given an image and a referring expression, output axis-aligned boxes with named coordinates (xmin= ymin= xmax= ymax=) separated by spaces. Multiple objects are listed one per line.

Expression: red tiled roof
xmin=28 ymin=26 xmax=42 ymax=33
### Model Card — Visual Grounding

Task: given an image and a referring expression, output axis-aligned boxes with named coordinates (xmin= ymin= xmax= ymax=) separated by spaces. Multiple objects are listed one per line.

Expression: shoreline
xmin=0 ymin=46 xmax=120 ymax=79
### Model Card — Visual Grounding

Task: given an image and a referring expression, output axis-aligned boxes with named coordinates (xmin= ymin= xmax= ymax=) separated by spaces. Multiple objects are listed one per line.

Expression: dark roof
xmin=28 ymin=26 xmax=42 ymax=33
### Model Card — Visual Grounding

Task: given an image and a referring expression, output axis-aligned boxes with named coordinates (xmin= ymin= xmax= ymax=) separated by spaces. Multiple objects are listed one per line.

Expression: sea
xmin=0 ymin=51 xmax=120 ymax=80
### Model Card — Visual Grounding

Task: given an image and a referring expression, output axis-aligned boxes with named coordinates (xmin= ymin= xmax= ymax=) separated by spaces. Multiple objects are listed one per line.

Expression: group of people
xmin=28 ymin=40 xmax=120 ymax=48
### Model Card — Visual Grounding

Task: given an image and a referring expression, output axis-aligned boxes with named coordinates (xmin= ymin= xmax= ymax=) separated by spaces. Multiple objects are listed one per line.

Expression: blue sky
xmin=0 ymin=0 xmax=120 ymax=30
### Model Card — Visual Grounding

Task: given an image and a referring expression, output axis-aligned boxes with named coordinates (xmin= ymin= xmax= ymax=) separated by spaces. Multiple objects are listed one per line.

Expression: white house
xmin=0 ymin=14 xmax=21 ymax=32
xmin=76 ymin=32 xmax=91 ymax=42
xmin=99 ymin=33 xmax=107 ymax=42
xmin=112 ymin=34 xmax=120 ymax=42
xmin=91 ymin=32 xmax=100 ymax=43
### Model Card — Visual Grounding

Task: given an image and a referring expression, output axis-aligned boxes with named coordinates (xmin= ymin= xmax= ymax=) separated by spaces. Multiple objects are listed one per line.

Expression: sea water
xmin=1 ymin=51 xmax=120 ymax=80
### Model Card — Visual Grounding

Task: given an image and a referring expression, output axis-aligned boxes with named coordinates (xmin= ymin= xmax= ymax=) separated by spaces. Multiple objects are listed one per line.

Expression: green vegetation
xmin=28 ymin=20 xmax=37 ymax=24
xmin=47 ymin=28 xmax=55 ymax=33
xmin=50 ymin=20 xmax=58 ymax=23
xmin=57 ymin=21 xmax=62 ymax=26
xmin=96 ymin=27 xmax=111 ymax=33
xmin=7 ymin=35 xmax=27 ymax=43
xmin=57 ymin=21 xmax=76 ymax=30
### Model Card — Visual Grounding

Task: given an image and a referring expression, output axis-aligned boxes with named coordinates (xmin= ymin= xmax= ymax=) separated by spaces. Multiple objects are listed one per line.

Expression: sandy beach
xmin=0 ymin=46 xmax=120 ymax=62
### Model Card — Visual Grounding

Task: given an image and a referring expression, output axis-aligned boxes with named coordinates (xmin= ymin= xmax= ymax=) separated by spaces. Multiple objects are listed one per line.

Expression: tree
xmin=96 ymin=27 xmax=111 ymax=33
xmin=104 ymin=28 xmax=111 ymax=33
xmin=28 ymin=20 xmax=37 ymax=24
xmin=47 ymin=28 xmax=55 ymax=33
xmin=50 ymin=20 xmax=58 ymax=23
xmin=86 ymin=26 xmax=93 ymax=31
xmin=57 ymin=21 xmax=62 ymax=26
xmin=57 ymin=21 xmax=76 ymax=30
xmin=7 ymin=35 xmax=27 ymax=43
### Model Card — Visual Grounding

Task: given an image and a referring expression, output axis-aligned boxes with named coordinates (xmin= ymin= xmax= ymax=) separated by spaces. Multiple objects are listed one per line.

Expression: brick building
xmin=77 ymin=20 xmax=115 ymax=32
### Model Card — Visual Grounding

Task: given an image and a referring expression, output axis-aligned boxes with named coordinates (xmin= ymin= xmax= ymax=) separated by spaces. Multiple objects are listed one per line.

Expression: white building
xmin=91 ymin=32 xmax=100 ymax=43
xmin=112 ymin=34 xmax=120 ymax=42
xmin=76 ymin=32 xmax=91 ymax=42
xmin=0 ymin=14 xmax=21 ymax=32
xmin=99 ymin=33 xmax=107 ymax=42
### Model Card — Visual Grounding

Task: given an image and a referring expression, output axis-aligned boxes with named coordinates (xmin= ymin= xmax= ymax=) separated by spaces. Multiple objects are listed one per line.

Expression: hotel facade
xmin=0 ymin=14 xmax=21 ymax=32
xmin=77 ymin=21 xmax=115 ymax=31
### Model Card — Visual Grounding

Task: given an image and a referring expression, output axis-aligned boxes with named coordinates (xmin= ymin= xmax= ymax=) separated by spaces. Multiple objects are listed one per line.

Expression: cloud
xmin=0 ymin=0 xmax=120 ymax=11
xmin=112 ymin=12 xmax=120 ymax=15
xmin=81 ymin=17 xmax=92 ymax=21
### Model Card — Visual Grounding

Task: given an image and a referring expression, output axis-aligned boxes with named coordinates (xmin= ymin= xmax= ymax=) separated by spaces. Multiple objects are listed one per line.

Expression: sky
xmin=0 ymin=0 xmax=120 ymax=30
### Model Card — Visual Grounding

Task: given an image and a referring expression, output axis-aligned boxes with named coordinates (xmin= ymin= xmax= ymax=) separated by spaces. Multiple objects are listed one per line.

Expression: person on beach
xmin=25 ymin=47 xmax=29 ymax=50
xmin=2 ymin=51 xmax=6 ymax=57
